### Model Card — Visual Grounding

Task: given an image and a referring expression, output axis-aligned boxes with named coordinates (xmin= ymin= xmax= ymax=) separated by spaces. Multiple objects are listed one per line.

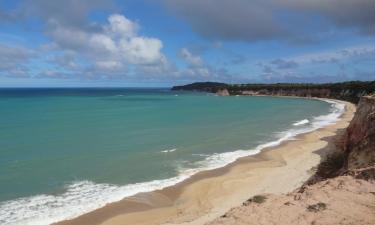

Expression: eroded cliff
xmin=342 ymin=95 xmax=375 ymax=169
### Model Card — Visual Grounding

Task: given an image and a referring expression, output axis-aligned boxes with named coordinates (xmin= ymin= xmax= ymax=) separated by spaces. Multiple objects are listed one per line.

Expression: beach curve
xmin=54 ymin=98 xmax=355 ymax=225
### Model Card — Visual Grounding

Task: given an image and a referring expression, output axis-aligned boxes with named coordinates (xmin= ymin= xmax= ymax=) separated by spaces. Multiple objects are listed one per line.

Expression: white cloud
xmin=95 ymin=60 xmax=123 ymax=71
xmin=178 ymin=47 xmax=229 ymax=80
xmin=0 ymin=44 xmax=34 ymax=73
xmin=257 ymin=44 xmax=375 ymax=83
xmin=291 ymin=44 xmax=375 ymax=64
xmin=107 ymin=14 xmax=138 ymax=38
xmin=180 ymin=48 xmax=203 ymax=67
xmin=49 ymin=14 xmax=165 ymax=75
xmin=120 ymin=37 xmax=163 ymax=64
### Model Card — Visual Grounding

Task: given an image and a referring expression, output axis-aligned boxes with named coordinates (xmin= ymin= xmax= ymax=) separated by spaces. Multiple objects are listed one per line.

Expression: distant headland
xmin=172 ymin=81 xmax=375 ymax=103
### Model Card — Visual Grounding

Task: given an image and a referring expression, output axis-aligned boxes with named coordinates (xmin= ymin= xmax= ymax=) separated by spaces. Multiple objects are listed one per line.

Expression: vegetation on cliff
xmin=172 ymin=82 xmax=228 ymax=92
xmin=172 ymin=81 xmax=375 ymax=103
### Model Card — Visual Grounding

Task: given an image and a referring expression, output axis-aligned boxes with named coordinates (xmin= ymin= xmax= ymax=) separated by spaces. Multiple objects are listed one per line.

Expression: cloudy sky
xmin=0 ymin=0 xmax=374 ymax=87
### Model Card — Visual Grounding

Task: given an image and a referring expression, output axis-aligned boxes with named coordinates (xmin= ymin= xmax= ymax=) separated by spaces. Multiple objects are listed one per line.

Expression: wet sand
xmin=56 ymin=99 xmax=356 ymax=225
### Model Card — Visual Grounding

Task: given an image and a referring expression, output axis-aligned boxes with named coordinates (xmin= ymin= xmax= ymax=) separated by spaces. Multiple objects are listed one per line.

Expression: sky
xmin=0 ymin=0 xmax=374 ymax=87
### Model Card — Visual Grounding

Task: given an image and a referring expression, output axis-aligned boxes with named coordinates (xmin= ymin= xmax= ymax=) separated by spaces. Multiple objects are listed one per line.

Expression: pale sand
xmin=56 ymin=99 xmax=356 ymax=225
xmin=207 ymin=174 xmax=375 ymax=225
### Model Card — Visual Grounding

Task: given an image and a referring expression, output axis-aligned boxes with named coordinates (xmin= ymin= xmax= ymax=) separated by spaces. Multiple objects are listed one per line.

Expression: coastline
xmin=55 ymin=98 xmax=356 ymax=225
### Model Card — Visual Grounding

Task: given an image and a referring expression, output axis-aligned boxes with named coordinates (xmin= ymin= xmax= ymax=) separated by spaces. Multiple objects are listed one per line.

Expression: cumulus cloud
xmin=257 ymin=44 xmax=375 ymax=83
xmin=177 ymin=47 xmax=237 ymax=81
xmin=0 ymin=44 xmax=35 ymax=78
xmin=164 ymin=0 xmax=375 ymax=42
xmin=0 ymin=0 xmax=219 ymax=82
xmin=180 ymin=48 xmax=203 ymax=67
xmin=50 ymin=53 xmax=79 ymax=70
xmin=0 ymin=44 xmax=33 ymax=70
xmin=106 ymin=14 xmax=138 ymax=38
xmin=292 ymin=45 xmax=375 ymax=64
xmin=46 ymin=13 xmax=165 ymax=77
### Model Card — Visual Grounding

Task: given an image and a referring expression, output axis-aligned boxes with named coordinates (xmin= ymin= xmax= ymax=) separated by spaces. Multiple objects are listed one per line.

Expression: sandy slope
xmin=207 ymin=174 xmax=375 ymax=225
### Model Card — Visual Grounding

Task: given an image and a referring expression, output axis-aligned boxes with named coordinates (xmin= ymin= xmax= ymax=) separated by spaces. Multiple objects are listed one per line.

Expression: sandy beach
xmin=56 ymin=99 xmax=356 ymax=225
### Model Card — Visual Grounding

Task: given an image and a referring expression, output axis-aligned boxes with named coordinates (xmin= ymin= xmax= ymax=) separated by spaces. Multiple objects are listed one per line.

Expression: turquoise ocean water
xmin=0 ymin=88 xmax=344 ymax=225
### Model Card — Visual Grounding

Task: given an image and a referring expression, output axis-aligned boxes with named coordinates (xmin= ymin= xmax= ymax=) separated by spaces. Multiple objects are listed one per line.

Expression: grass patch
xmin=307 ymin=202 xmax=327 ymax=212
xmin=243 ymin=195 xmax=267 ymax=206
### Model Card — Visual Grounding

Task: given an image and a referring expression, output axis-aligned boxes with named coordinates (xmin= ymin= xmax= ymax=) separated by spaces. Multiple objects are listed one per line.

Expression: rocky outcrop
xmin=342 ymin=96 xmax=375 ymax=169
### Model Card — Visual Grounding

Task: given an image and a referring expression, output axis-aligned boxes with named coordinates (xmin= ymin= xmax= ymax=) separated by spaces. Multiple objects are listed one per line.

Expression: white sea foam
xmin=293 ymin=119 xmax=309 ymax=126
xmin=0 ymin=99 xmax=346 ymax=225
xmin=0 ymin=176 xmax=194 ymax=225
xmin=160 ymin=148 xmax=177 ymax=153
xmin=193 ymin=99 xmax=345 ymax=172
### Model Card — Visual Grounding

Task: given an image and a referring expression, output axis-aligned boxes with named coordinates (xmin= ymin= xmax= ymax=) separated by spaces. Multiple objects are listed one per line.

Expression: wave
xmin=293 ymin=119 xmax=309 ymax=126
xmin=0 ymin=99 xmax=345 ymax=225
xmin=0 ymin=176 xmax=196 ymax=225
xmin=160 ymin=148 xmax=177 ymax=153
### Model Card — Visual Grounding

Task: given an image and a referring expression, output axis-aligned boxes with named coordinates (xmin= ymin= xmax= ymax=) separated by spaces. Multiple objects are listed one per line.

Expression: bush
xmin=307 ymin=202 xmax=327 ymax=212
xmin=243 ymin=195 xmax=267 ymax=206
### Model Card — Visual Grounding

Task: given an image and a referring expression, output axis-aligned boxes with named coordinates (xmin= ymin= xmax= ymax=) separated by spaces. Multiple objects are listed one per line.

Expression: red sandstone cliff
xmin=342 ymin=95 xmax=375 ymax=169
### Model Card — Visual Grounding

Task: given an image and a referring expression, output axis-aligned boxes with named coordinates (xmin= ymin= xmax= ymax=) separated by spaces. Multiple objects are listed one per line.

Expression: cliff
xmin=342 ymin=95 xmax=375 ymax=170
xmin=172 ymin=81 xmax=375 ymax=103
xmin=216 ymin=88 xmax=230 ymax=96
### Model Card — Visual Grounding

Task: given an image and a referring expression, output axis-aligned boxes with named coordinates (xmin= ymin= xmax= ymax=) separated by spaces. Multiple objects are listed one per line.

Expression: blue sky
xmin=0 ymin=0 xmax=374 ymax=87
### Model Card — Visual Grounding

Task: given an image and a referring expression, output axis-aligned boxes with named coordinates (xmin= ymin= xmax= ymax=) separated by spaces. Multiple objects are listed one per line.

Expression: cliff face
xmin=216 ymin=89 xmax=230 ymax=96
xmin=342 ymin=95 xmax=375 ymax=170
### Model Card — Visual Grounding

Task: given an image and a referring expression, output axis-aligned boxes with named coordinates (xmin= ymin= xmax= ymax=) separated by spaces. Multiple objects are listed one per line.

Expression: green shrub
xmin=243 ymin=195 xmax=267 ymax=206
xmin=307 ymin=202 xmax=327 ymax=212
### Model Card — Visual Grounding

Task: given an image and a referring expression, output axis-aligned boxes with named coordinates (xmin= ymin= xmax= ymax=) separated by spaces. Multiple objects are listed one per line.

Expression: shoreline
xmin=56 ymin=98 xmax=356 ymax=225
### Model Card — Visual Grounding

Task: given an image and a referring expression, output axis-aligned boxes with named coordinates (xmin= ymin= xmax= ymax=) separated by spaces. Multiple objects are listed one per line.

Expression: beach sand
xmin=56 ymin=99 xmax=356 ymax=225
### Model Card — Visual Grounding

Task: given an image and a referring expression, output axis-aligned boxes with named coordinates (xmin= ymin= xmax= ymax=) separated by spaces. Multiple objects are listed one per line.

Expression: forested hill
xmin=171 ymin=81 xmax=375 ymax=103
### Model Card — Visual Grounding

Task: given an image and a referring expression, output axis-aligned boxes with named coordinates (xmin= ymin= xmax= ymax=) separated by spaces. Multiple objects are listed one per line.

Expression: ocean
xmin=0 ymin=88 xmax=344 ymax=225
